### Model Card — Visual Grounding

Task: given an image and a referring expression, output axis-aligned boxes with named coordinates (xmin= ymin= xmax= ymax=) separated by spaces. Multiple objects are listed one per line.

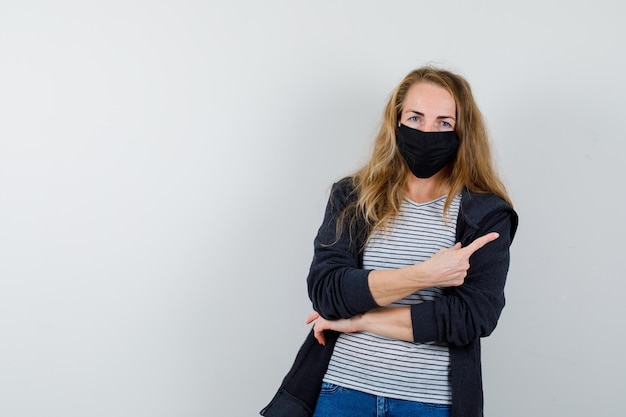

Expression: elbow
xmin=455 ymin=305 xmax=503 ymax=345
xmin=309 ymin=288 xmax=354 ymax=320
xmin=308 ymin=268 xmax=376 ymax=320
xmin=308 ymin=279 xmax=349 ymax=320
xmin=436 ymin=298 xmax=505 ymax=346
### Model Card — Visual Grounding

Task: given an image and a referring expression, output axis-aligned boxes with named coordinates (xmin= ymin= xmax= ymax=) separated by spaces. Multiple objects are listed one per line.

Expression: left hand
xmin=305 ymin=311 xmax=360 ymax=346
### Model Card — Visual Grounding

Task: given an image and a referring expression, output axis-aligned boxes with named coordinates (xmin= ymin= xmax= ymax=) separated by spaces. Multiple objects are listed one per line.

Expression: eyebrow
xmin=405 ymin=110 xmax=456 ymax=120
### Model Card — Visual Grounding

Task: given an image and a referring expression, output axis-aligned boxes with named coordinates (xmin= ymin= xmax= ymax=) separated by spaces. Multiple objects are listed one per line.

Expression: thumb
xmin=305 ymin=311 xmax=320 ymax=324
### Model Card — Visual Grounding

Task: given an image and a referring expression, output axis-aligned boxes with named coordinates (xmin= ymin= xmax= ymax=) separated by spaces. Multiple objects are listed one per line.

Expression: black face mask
xmin=395 ymin=124 xmax=460 ymax=178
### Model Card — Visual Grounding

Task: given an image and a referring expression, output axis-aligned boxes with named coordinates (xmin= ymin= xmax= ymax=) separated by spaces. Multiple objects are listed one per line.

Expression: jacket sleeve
xmin=307 ymin=179 xmax=379 ymax=320
xmin=410 ymin=204 xmax=518 ymax=346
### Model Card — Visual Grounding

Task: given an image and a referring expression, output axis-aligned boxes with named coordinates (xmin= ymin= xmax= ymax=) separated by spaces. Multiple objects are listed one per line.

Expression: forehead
xmin=402 ymin=82 xmax=456 ymax=114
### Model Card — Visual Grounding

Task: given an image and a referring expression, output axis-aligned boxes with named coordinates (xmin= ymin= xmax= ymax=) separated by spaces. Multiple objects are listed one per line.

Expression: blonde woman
xmin=261 ymin=67 xmax=518 ymax=417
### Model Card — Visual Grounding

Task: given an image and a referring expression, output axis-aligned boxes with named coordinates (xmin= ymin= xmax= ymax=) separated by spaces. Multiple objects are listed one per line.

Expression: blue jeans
xmin=312 ymin=382 xmax=451 ymax=417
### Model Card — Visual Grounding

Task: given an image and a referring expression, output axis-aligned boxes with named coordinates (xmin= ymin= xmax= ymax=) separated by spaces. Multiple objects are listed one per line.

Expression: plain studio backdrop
xmin=1 ymin=1 xmax=624 ymax=416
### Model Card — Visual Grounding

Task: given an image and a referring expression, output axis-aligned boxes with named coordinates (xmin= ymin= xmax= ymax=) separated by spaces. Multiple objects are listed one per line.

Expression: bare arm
xmin=368 ymin=232 xmax=500 ymax=306
xmin=306 ymin=307 xmax=413 ymax=345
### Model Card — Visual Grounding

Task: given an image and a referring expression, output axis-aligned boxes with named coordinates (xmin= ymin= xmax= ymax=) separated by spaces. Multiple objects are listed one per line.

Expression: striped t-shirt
xmin=323 ymin=193 xmax=461 ymax=404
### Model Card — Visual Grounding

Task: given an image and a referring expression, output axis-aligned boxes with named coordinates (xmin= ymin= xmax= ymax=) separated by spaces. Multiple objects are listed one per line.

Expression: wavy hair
xmin=341 ymin=66 xmax=512 ymax=239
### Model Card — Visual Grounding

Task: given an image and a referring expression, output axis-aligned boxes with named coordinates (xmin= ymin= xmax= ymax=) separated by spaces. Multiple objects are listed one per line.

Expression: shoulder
xmin=329 ymin=176 xmax=359 ymax=205
xmin=331 ymin=176 xmax=357 ymax=194
xmin=460 ymin=189 xmax=513 ymax=214
xmin=460 ymin=189 xmax=519 ymax=240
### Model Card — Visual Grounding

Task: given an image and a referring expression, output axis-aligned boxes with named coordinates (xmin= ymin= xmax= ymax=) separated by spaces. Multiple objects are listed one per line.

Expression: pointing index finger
xmin=463 ymin=232 xmax=500 ymax=255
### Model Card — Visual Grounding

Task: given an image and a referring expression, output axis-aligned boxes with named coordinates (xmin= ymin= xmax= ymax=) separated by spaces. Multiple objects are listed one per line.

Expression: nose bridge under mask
xmin=395 ymin=124 xmax=460 ymax=178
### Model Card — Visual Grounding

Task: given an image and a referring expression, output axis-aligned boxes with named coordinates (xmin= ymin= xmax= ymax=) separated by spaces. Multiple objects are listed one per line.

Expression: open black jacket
xmin=261 ymin=178 xmax=518 ymax=417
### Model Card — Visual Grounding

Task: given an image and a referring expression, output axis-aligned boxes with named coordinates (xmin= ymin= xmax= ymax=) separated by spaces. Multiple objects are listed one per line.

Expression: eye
xmin=408 ymin=116 xmax=421 ymax=123
xmin=440 ymin=120 xmax=455 ymax=129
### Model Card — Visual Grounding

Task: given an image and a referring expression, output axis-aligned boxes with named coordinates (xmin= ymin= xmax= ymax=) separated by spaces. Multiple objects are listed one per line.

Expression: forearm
xmin=367 ymin=264 xmax=432 ymax=307
xmin=356 ymin=306 xmax=413 ymax=342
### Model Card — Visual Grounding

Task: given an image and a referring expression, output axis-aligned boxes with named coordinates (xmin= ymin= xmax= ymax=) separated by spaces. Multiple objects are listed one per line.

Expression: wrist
xmin=352 ymin=313 xmax=366 ymax=333
xmin=407 ymin=262 xmax=430 ymax=290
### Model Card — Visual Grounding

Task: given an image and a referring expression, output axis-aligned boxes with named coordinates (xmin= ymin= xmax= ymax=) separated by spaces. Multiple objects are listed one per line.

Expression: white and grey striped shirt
xmin=323 ymin=193 xmax=461 ymax=404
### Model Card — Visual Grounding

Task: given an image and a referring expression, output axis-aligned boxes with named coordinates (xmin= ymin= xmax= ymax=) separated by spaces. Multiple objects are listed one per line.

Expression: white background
xmin=1 ymin=1 xmax=624 ymax=416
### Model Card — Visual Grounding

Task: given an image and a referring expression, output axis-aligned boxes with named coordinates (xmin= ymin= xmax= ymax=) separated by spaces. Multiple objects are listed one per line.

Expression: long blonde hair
xmin=343 ymin=66 xmax=512 ymax=238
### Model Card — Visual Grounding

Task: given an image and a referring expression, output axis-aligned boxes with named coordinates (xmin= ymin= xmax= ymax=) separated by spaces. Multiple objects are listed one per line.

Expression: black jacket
xmin=261 ymin=178 xmax=518 ymax=417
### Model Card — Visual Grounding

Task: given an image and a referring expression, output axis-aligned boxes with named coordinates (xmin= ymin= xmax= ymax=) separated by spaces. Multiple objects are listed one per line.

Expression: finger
xmin=313 ymin=325 xmax=326 ymax=346
xmin=463 ymin=232 xmax=499 ymax=255
xmin=305 ymin=311 xmax=320 ymax=324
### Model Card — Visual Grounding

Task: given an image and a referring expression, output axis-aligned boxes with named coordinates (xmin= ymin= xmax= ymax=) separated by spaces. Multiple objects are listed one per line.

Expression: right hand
xmin=420 ymin=231 xmax=499 ymax=287
xmin=305 ymin=311 xmax=360 ymax=346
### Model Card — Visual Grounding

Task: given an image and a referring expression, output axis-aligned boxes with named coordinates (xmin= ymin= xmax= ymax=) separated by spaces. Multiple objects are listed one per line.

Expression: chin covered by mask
xmin=395 ymin=124 xmax=460 ymax=178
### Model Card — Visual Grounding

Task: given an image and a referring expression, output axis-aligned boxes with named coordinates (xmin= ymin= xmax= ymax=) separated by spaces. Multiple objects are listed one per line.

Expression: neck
xmin=404 ymin=171 xmax=450 ymax=203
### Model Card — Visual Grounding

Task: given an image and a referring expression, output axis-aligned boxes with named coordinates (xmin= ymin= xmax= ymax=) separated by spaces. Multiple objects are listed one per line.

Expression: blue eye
xmin=408 ymin=116 xmax=420 ymax=122
xmin=441 ymin=121 xmax=451 ymax=128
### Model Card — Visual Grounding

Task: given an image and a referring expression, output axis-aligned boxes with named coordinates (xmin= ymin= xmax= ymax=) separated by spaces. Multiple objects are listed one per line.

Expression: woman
xmin=261 ymin=66 xmax=518 ymax=417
